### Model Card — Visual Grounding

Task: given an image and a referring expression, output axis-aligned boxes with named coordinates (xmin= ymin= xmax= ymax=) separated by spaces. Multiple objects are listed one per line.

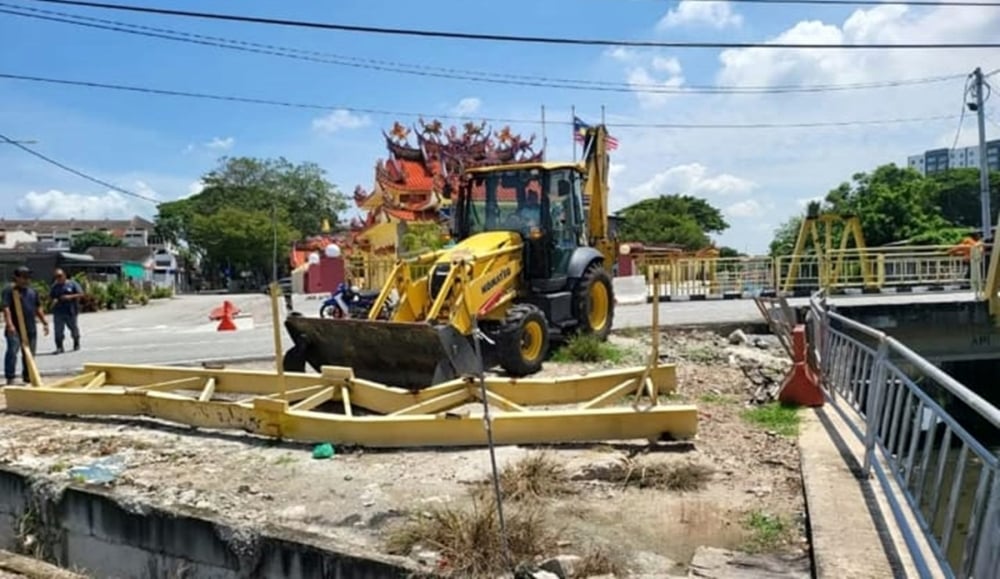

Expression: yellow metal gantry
xmin=782 ymin=213 xmax=873 ymax=292
xmin=2 ymin=363 xmax=697 ymax=447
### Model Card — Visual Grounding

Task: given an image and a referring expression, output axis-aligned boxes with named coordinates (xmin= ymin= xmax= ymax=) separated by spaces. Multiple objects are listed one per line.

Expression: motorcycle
xmin=320 ymin=282 xmax=392 ymax=319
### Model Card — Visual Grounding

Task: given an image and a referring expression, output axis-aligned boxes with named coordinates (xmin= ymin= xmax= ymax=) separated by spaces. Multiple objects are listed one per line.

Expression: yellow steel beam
xmin=198 ymin=378 xmax=216 ymax=402
xmin=290 ymin=387 xmax=335 ymax=412
xmin=77 ymin=363 xmax=677 ymax=415
xmin=1 ymin=385 xmax=697 ymax=447
xmin=47 ymin=372 xmax=97 ymax=389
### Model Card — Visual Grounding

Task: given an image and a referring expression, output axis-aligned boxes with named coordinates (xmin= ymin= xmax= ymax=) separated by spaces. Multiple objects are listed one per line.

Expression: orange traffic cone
xmin=778 ymin=325 xmax=824 ymax=407
xmin=216 ymin=301 xmax=237 ymax=332
xmin=210 ymin=300 xmax=241 ymax=321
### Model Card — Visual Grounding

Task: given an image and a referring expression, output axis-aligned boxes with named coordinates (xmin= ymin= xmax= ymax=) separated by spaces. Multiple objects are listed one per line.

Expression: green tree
xmin=189 ymin=207 xmax=300 ymax=281
xmin=154 ymin=156 xmax=347 ymax=282
xmin=930 ymin=168 xmax=1000 ymax=230
xmin=70 ymin=230 xmax=123 ymax=254
xmin=769 ymin=215 xmax=803 ymax=256
xmin=615 ymin=194 xmax=728 ymax=250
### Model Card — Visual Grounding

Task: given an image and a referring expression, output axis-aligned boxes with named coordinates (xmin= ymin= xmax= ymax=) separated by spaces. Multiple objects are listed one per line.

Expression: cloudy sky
xmin=1 ymin=0 xmax=999 ymax=253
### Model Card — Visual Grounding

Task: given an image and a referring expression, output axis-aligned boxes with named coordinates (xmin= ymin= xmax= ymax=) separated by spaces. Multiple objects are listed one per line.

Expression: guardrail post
xmin=972 ymin=468 xmax=1000 ymax=579
xmin=863 ymin=338 xmax=890 ymax=477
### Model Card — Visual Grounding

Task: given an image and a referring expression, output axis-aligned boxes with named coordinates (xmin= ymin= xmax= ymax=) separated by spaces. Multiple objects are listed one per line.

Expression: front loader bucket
xmin=283 ymin=315 xmax=481 ymax=390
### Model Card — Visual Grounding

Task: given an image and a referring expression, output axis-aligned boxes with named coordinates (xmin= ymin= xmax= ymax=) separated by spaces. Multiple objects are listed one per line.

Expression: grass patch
xmin=477 ymin=453 xmax=570 ymax=502
xmin=743 ymin=510 xmax=790 ymax=553
xmin=699 ymin=392 xmax=732 ymax=405
xmin=273 ymin=454 xmax=297 ymax=465
xmin=598 ymin=458 xmax=712 ymax=491
xmin=47 ymin=461 xmax=69 ymax=474
xmin=551 ymin=334 xmax=624 ymax=364
xmin=742 ymin=402 xmax=801 ymax=436
xmin=385 ymin=496 xmax=557 ymax=577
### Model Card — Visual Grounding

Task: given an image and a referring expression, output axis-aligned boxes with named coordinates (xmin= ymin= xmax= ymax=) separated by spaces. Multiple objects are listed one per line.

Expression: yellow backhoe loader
xmin=282 ymin=124 xmax=617 ymax=389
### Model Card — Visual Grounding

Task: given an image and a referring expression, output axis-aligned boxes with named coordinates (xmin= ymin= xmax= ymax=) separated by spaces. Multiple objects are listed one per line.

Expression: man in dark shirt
xmin=49 ymin=268 xmax=83 ymax=354
xmin=3 ymin=266 xmax=50 ymax=385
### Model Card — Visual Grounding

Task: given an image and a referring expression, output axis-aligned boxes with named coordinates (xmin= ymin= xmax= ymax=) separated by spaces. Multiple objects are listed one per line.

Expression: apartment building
xmin=908 ymin=140 xmax=1000 ymax=175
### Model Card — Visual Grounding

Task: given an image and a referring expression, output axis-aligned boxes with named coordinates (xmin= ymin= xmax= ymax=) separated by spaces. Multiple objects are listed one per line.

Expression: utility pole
xmin=971 ymin=67 xmax=992 ymax=239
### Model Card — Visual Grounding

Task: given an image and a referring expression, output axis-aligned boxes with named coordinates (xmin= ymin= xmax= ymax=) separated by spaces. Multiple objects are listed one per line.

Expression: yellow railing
xmin=635 ymin=245 xmax=986 ymax=299
xmin=344 ymin=244 xmax=987 ymax=299
xmin=345 ymin=253 xmax=432 ymax=291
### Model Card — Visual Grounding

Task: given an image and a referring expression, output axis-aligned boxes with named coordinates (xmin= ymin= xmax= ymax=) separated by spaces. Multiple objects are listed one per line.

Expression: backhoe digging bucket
xmin=283 ymin=315 xmax=481 ymax=390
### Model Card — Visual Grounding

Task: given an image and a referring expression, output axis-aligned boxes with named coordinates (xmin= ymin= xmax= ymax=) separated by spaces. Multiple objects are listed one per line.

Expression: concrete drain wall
xmin=0 ymin=467 xmax=422 ymax=579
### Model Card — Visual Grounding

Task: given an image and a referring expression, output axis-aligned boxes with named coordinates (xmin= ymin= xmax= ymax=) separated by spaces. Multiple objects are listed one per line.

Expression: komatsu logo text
xmin=481 ymin=267 xmax=512 ymax=295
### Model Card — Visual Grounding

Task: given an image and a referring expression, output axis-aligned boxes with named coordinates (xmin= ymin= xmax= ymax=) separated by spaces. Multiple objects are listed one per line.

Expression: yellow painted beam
xmin=84 ymin=372 xmax=107 ymax=390
xmin=198 ymin=378 xmax=216 ymax=402
xmin=72 ymin=363 xmax=676 ymax=415
xmin=45 ymin=372 xmax=97 ymax=389
xmin=290 ymin=387 xmax=335 ymax=412
xmin=389 ymin=388 xmax=471 ymax=416
xmin=127 ymin=376 xmax=205 ymax=393
xmin=84 ymin=364 xmax=324 ymax=394
xmin=481 ymin=390 xmax=527 ymax=413
xmin=581 ymin=378 xmax=639 ymax=410
xmin=2 ymin=386 xmax=697 ymax=447
xmin=341 ymin=386 xmax=353 ymax=417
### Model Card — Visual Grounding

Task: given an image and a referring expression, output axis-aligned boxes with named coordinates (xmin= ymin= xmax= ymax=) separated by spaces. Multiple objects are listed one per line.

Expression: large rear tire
xmin=495 ymin=304 xmax=550 ymax=377
xmin=574 ymin=263 xmax=614 ymax=340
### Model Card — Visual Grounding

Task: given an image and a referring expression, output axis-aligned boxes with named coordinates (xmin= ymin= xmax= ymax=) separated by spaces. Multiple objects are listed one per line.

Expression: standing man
xmin=49 ymin=268 xmax=82 ymax=354
xmin=3 ymin=266 xmax=49 ymax=385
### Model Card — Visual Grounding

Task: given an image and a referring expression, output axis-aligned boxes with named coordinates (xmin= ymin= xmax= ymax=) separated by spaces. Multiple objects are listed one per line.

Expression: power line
xmin=952 ymin=74 xmax=973 ymax=151
xmin=21 ymin=0 xmax=1000 ymax=49
xmin=0 ymin=5 xmax=971 ymax=95
xmin=0 ymin=72 xmax=963 ymax=130
xmin=0 ymin=132 xmax=158 ymax=204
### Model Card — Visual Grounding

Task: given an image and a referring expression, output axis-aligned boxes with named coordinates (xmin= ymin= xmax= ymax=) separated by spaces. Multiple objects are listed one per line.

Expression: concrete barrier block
xmin=613 ymin=275 xmax=647 ymax=305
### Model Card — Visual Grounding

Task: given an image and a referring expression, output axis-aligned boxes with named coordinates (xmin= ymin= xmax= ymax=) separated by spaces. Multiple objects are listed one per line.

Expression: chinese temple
xmin=290 ymin=119 xmax=543 ymax=268
xmin=349 ymin=119 xmax=543 ymax=250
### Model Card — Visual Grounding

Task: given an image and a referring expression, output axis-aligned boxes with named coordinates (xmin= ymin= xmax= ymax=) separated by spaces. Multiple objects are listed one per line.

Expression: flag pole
xmin=571 ymin=105 xmax=577 ymax=163
xmin=541 ymin=105 xmax=547 ymax=162
xmin=601 ymin=104 xmax=606 ymax=125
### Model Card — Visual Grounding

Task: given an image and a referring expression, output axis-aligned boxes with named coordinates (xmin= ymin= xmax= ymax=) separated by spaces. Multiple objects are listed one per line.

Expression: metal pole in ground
xmin=972 ymin=67 xmax=993 ymax=240
xmin=270 ymin=282 xmax=287 ymax=397
xmin=471 ymin=319 xmax=511 ymax=571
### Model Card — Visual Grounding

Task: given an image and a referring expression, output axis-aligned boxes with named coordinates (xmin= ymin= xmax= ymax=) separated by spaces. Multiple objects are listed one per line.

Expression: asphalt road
xmin=32 ymin=294 xmax=284 ymax=376
xmin=25 ymin=290 xmax=975 ymax=376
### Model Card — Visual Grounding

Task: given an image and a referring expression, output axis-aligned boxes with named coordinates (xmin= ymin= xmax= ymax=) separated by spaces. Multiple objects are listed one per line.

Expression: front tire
xmin=574 ymin=263 xmax=614 ymax=340
xmin=320 ymin=304 xmax=344 ymax=319
xmin=495 ymin=304 xmax=550 ymax=377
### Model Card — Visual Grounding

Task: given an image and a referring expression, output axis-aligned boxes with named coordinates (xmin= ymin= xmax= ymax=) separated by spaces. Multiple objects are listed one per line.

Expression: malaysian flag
xmin=573 ymin=116 xmax=618 ymax=150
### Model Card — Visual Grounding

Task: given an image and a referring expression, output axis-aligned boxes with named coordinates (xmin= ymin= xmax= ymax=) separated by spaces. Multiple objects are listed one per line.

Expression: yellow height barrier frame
xmin=782 ymin=213 xmax=872 ymax=293
xmin=1 ymin=363 xmax=697 ymax=447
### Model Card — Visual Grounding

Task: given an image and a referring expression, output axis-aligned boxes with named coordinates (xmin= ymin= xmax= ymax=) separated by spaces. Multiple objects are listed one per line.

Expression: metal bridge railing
xmin=807 ymin=292 xmax=1000 ymax=578
xmin=631 ymin=245 xmax=985 ymax=300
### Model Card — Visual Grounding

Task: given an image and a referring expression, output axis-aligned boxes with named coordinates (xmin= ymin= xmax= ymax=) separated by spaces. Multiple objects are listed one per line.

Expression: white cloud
xmin=186 ymin=181 xmax=205 ymax=198
xmin=134 ymin=180 xmax=160 ymax=200
xmin=312 ymin=109 xmax=371 ymax=133
xmin=725 ymin=199 xmax=764 ymax=219
xmin=659 ymin=1 xmax=742 ymax=30
xmin=205 ymin=136 xmax=234 ymax=151
xmin=598 ymin=2 xmax=1000 ymax=253
xmin=451 ymin=97 xmax=482 ymax=116
xmin=624 ymin=163 xmax=756 ymax=208
xmin=609 ymin=162 xmax=626 ymax=191
xmin=16 ymin=190 xmax=134 ymax=220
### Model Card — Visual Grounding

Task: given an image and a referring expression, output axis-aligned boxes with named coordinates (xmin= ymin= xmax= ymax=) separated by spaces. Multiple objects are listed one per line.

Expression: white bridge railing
xmin=807 ymin=291 xmax=1000 ymax=578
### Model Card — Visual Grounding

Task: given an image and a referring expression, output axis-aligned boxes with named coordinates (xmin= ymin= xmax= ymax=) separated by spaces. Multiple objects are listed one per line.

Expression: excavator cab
xmin=456 ymin=164 xmax=587 ymax=294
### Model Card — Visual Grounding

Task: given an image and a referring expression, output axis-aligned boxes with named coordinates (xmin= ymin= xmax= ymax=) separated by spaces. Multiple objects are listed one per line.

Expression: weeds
xmin=551 ymin=334 xmax=624 ymax=364
xmin=699 ymin=392 xmax=731 ymax=405
xmin=743 ymin=510 xmax=789 ymax=553
xmin=476 ymin=453 xmax=570 ymax=502
xmin=593 ymin=458 xmax=712 ymax=491
xmin=273 ymin=454 xmax=297 ymax=465
xmin=574 ymin=543 xmax=629 ymax=577
xmin=742 ymin=403 xmax=801 ymax=437
xmin=385 ymin=495 xmax=558 ymax=577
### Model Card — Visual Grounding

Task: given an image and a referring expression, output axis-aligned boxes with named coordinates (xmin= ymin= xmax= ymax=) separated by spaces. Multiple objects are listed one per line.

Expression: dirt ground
xmin=0 ymin=329 xmax=806 ymax=576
